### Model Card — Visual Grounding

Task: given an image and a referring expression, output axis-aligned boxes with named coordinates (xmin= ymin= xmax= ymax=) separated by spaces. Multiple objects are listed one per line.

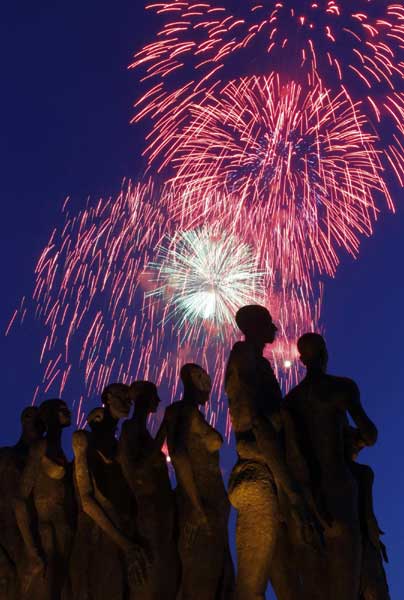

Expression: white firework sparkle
xmin=147 ymin=225 xmax=265 ymax=331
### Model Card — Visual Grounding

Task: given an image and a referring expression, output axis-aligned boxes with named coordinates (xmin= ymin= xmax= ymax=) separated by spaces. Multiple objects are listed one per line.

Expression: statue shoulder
xmin=283 ymin=384 xmax=303 ymax=409
xmin=29 ymin=438 xmax=47 ymax=458
xmin=328 ymin=375 xmax=360 ymax=400
xmin=227 ymin=341 xmax=255 ymax=370
xmin=72 ymin=430 xmax=90 ymax=454
xmin=164 ymin=401 xmax=186 ymax=424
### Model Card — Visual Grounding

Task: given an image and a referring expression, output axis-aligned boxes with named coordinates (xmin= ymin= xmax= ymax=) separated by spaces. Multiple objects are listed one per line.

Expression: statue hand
xmin=28 ymin=550 xmax=46 ymax=576
xmin=21 ymin=550 xmax=46 ymax=595
xmin=184 ymin=507 xmax=210 ymax=549
xmin=289 ymin=496 xmax=325 ymax=551
xmin=125 ymin=542 xmax=150 ymax=588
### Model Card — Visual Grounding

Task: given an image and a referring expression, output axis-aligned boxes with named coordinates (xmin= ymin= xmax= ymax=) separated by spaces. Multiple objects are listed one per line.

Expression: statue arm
xmin=73 ymin=431 xmax=132 ymax=552
xmin=166 ymin=408 xmax=205 ymax=517
xmin=154 ymin=419 xmax=168 ymax=451
xmin=252 ymin=415 xmax=303 ymax=501
xmin=14 ymin=440 xmax=45 ymax=558
xmin=345 ymin=381 xmax=378 ymax=447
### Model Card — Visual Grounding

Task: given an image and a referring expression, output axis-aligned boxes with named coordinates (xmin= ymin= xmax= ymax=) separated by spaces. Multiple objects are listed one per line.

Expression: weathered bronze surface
xmin=0 ymin=305 xmax=388 ymax=599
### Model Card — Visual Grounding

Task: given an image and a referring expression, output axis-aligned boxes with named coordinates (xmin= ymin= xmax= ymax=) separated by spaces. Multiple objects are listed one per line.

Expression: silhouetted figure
xmin=162 ymin=363 xmax=234 ymax=600
xmin=282 ymin=333 xmax=378 ymax=600
xmin=118 ymin=381 xmax=179 ymax=600
xmin=0 ymin=407 xmax=44 ymax=599
xmin=70 ymin=384 xmax=149 ymax=600
xmin=15 ymin=399 xmax=75 ymax=600
xmin=346 ymin=428 xmax=391 ymax=600
xmin=225 ymin=305 xmax=318 ymax=600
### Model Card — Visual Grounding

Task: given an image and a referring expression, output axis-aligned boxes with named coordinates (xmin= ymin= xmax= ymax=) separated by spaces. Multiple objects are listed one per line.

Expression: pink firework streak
xmin=132 ymin=1 xmax=404 ymax=184
xmin=7 ymin=180 xmax=321 ymax=429
xmin=161 ymin=75 xmax=393 ymax=281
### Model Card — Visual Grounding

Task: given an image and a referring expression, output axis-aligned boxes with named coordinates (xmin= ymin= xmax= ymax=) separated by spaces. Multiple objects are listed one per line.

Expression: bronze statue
xmin=162 ymin=363 xmax=234 ymax=600
xmin=346 ymin=428 xmax=391 ymax=600
xmin=0 ymin=407 xmax=44 ymax=599
xmin=282 ymin=333 xmax=378 ymax=600
xmin=225 ymin=305 xmax=319 ymax=600
xmin=118 ymin=381 xmax=179 ymax=599
xmin=70 ymin=384 xmax=149 ymax=600
xmin=225 ymin=305 xmax=317 ymax=600
xmin=15 ymin=399 xmax=74 ymax=600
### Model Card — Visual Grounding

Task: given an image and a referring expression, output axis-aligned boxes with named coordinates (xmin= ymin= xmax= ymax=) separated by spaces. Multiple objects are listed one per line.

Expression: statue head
xmin=235 ymin=305 xmax=278 ymax=345
xmin=101 ymin=383 xmax=132 ymax=420
xmin=38 ymin=399 xmax=71 ymax=431
xmin=86 ymin=407 xmax=105 ymax=432
xmin=20 ymin=406 xmax=45 ymax=443
xmin=130 ymin=381 xmax=160 ymax=414
xmin=180 ymin=363 xmax=212 ymax=405
xmin=297 ymin=333 xmax=328 ymax=371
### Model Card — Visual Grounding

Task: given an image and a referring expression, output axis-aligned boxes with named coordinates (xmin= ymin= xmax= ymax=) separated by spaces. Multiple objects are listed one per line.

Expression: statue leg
xmin=0 ymin=545 xmax=15 ymax=600
xmin=326 ymin=482 xmax=362 ymax=600
xmin=234 ymin=483 xmax=279 ymax=600
xmin=360 ymin=540 xmax=391 ymax=600
xmin=269 ymin=523 xmax=302 ymax=600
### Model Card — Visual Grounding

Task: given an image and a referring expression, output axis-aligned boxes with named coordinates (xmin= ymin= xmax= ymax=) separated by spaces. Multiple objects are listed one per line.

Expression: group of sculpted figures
xmin=0 ymin=305 xmax=390 ymax=599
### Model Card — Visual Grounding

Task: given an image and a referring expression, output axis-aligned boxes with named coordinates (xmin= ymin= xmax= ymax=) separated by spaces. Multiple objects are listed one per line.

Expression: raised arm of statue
xmin=15 ymin=440 xmax=45 ymax=563
xmin=345 ymin=381 xmax=378 ymax=447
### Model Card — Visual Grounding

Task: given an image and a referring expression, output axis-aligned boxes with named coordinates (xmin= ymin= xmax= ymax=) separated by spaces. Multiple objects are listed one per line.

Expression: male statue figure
xmin=282 ymin=333 xmax=378 ymax=600
xmin=225 ymin=305 xmax=319 ymax=600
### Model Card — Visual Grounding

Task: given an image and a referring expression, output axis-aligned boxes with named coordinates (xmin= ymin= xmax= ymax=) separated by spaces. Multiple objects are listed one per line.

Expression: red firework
xmin=131 ymin=1 xmax=404 ymax=184
xmin=161 ymin=75 xmax=392 ymax=279
xmin=7 ymin=180 xmax=321 ymax=427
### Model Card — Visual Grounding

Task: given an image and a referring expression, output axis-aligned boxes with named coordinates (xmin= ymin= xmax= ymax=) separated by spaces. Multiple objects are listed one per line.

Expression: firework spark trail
xmin=147 ymin=224 xmax=266 ymax=330
xmin=132 ymin=1 xmax=404 ymax=185
xmin=8 ymin=180 xmax=321 ymax=426
xmin=160 ymin=75 xmax=392 ymax=281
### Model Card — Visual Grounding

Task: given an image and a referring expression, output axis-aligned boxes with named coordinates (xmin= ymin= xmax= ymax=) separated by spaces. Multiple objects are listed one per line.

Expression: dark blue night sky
xmin=1 ymin=3 xmax=403 ymax=598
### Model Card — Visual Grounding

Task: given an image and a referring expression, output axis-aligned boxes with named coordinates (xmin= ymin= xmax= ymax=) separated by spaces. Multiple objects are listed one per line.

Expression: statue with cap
xmin=282 ymin=333 xmax=378 ymax=600
xmin=225 ymin=305 xmax=321 ymax=600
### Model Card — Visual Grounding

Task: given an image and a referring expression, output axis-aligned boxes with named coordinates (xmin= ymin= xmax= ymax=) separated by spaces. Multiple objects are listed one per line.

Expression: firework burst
xmin=8 ymin=180 xmax=321 ymax=428
xmin=132 ymin=1 xmax=404 ymax=185
xmin=146 ymin=225 xmax=265 ymax=331
xmin=161 ymin=75 xmax=392 ymax=279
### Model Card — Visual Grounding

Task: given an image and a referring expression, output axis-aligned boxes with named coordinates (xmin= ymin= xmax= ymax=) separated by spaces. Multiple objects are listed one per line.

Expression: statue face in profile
xmin=181 ymin=364 xmax=212 ymax=405
xmin=57 ymin=402 xmax=72 ymax=428
xmin=105 ymin=384 xmax=132 ymax=419
xmin=236 ymin=305 xmax=278 ymax=345
xmin=148 ymin=388 xmax=161 ymax=414
xmin=38 ymin=399 xmax=72 ymax=430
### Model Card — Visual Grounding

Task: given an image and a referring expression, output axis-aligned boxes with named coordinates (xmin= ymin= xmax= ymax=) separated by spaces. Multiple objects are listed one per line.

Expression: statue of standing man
xmin=282 ymin=333 xmax=378 ymax=600
xmin=225 ymin=305 xmax=320 ymax=600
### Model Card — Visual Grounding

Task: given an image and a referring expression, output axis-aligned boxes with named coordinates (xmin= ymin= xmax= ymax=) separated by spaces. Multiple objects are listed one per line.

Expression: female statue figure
xmin=163 ymin=363 xmax=234 ymax=600
xmin=0 ymin=406 xmax=44 ymax=600
xmin=118 ymin=380 xmax=179 ymax=599
xmin=15 ymin=399 xmax=74 ymax=600
xmin=70 ymin=383 xmax=149 ymax=600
